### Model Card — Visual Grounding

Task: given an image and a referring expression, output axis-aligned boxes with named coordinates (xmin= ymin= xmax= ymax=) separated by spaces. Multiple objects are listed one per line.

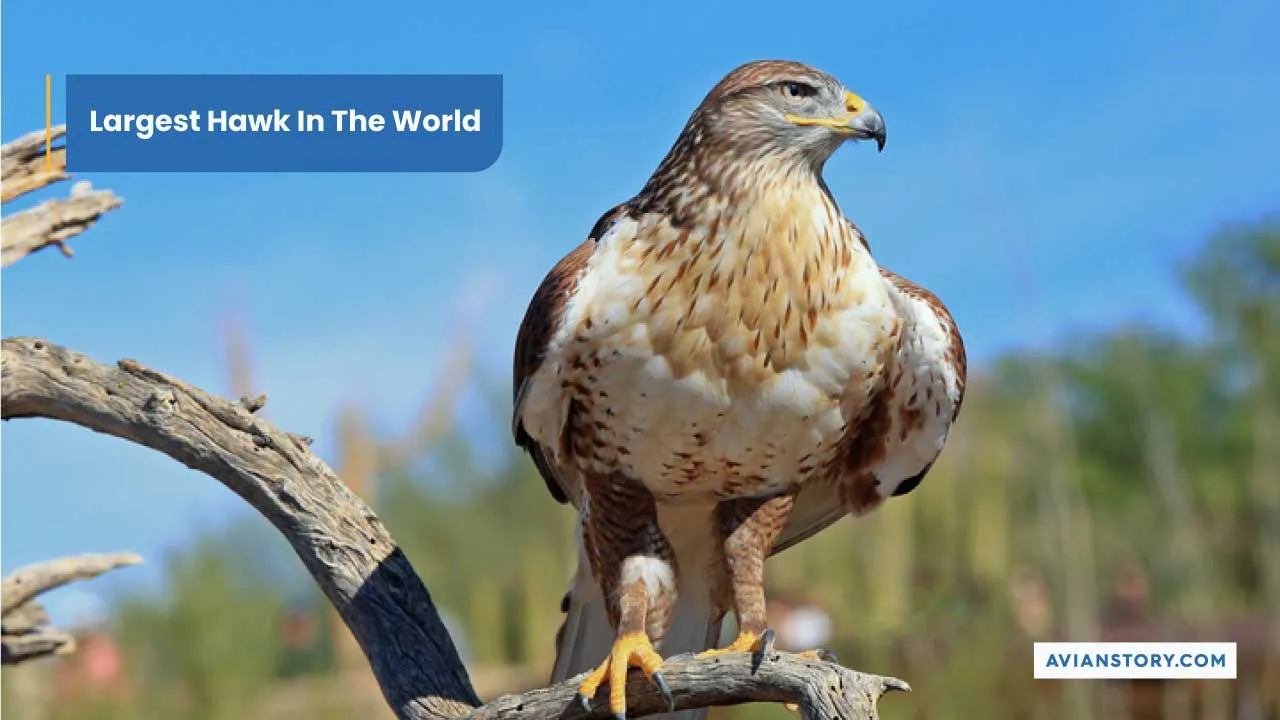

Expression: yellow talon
xmin=696 ymin=628 xmax=838 ymax=714
xmin=575 ymin=631 xmax=674 ymax=718
xmin=576 ymin=659 xmax=610 ymax=705
xmin=696 ymin=629 xmax=764 ymax=659
xmin=794 ymin=648 xmax=838 ymax=662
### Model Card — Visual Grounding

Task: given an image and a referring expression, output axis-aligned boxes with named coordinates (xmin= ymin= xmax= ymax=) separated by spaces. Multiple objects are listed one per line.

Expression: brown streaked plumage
xmin=512 ymin=59 xmax=963 ymax=720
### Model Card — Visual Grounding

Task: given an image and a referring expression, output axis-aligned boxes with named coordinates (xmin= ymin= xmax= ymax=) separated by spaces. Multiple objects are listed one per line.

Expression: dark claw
xmin=759 ymin=628 xmax=777 ymax=655
xmin=653 ymin=671 xmax=676 ymax=712
xmin=575 ymin=693 xmax=592 ymax=713
xmin=752 ymin=628 xmax=777 ymax=673
xmin=817 ymin=648 xmax=839 ymax=664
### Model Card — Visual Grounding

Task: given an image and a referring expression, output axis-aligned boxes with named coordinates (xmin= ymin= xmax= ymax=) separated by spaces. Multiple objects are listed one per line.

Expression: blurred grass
xmin=3 ymin=218 xmax=1278 ymax=719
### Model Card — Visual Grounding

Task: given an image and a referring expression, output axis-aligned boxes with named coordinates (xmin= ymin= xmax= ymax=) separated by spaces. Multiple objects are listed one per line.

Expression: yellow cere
xmin=843 ymin=90 xmax=866 ymax=115
xmin=784 ymin=89 xmax=868 ymax=132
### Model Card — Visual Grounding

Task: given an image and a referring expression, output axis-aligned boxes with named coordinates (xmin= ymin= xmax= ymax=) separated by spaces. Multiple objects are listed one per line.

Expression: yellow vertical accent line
xmin=45 ymin=74 xmax=52 ymax=172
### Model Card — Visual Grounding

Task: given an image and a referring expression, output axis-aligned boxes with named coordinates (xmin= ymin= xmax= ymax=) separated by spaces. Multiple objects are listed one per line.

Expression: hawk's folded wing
xmin=512 ymin=203 xmax=634 ymax=505
xmin=772 ymin=266 xmax=967 ymax=556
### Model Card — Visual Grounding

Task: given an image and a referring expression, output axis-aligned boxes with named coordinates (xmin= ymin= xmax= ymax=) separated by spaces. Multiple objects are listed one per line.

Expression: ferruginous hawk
xmin=513 ymin=59 xmax=966 ymax=719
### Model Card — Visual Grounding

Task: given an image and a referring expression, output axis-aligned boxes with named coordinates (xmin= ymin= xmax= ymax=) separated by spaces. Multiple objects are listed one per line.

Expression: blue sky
xmin=2 ymin=0 xmax=1278 ymax=622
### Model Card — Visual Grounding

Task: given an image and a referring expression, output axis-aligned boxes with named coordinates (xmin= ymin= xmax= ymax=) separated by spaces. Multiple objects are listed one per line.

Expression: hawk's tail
xmin=552 ymin=544 xmax=722 ymax=720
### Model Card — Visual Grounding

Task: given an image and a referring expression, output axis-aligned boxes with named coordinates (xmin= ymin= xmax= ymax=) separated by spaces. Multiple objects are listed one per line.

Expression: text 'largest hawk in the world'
xmin=513 ymin=59 xmax=967 ymax=719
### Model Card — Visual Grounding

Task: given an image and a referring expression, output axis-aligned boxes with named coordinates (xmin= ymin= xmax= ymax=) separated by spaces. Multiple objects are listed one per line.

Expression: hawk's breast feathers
xmin=513 ymin=176 xmax=965 ymax=512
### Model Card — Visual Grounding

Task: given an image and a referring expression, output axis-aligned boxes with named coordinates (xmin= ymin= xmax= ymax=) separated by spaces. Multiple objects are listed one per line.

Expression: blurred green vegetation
xmin=3 ymin=218 xmax=1276 ymax=719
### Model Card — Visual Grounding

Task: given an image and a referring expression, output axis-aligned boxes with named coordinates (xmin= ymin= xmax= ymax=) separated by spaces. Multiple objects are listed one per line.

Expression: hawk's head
xmin=636 ymin=60 xmax=887 ymax=216
xmin=694 ymin=60 xmax=886 ymax=165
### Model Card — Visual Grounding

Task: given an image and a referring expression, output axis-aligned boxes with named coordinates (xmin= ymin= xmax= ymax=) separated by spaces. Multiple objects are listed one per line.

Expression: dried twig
xmin=1 ymin=127 xmax=124 ymax=267
xmin=1 ymin=552 xmax=141 ymax=666
xmin=1 ymin=552 xmax=142 ymax=615
xmin=2 ymin=600 xmax=52 ymax=634
xmin=1 ymin=125 xmax=68 ymax=203
xmin=2 ymin=627 xmax=77 ymax=665
xmin=1 ymin=180 xmax=123 ymax=267
xmin=0 ymin=336 xmax=909 ymax=719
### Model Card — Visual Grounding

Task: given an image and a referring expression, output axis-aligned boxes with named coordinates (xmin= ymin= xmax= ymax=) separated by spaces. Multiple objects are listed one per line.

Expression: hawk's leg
xmin=700 ymin=492 xmax=837 ymax=663
xmin=698 ymin=493 xmax=793 ymax=657
xmin=575 ymin=475 xmax=677 ymax=719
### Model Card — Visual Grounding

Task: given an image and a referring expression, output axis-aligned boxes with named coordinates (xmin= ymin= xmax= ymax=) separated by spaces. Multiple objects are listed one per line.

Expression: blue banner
xmin=65 ymin=74 xmax=503 ymax=172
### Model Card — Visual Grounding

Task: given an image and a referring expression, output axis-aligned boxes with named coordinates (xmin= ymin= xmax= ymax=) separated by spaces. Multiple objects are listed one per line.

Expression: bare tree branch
xmin=1 ymin=552 xmax=142 ymax=615
xmin=2 ymin=600 xmax=52 ymax=634
xmin=472 ymin=652 xmax=909 ymax=719
xmin=0 ymin=336 xmax=910 ymax=719
xmin=1 ymin=552 xmax=141 ymax=666
xmin=1 ymin=126 xmax=122 ymax=267
xmin=2 ymin=336 xmax=479 ymax=719
xmin=2 ymin=627 xmax=77 ymax=665
xmin=1 ymin=125 xmax=68 ymax=203
xmin=1 ymin=181 xmax=123 ymax=267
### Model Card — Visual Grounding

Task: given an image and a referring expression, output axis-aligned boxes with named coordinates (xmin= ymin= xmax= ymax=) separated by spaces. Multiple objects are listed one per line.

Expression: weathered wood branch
xmin=1 ymin=552 xmax=142 ymax=615
xmin=3 ymin=600 xmax=52 ymax=634
xmin=1 ymin=126 xmax=123 ymax=267
xmin=2 ymin=626 xmax=77 ymax=665
xmin=1 ymin=336 xmax=479 ymax=719
xmin=0 ymin=336 xmax=909 ymax=719
xmin=0 ymin=180 xmax=123 ymax=267
xmin=470 ymin=652 xmax=909 ymax=719
xmin=1 ymin=125 xmax=68 ymax=203
xmin=1 ymin=552 xmax=141 ymax=665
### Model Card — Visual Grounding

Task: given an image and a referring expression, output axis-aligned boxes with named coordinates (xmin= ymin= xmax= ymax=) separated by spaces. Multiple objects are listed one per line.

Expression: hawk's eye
xmin=780 ymin=81 xmax=816 ymax=101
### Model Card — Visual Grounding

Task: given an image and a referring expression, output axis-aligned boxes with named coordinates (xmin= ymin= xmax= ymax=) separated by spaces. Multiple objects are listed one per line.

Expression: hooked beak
xmin=786 ymin=89 xmax=887 ymax=152
xmin=840 ymin=90 xmax=886 ymax=152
